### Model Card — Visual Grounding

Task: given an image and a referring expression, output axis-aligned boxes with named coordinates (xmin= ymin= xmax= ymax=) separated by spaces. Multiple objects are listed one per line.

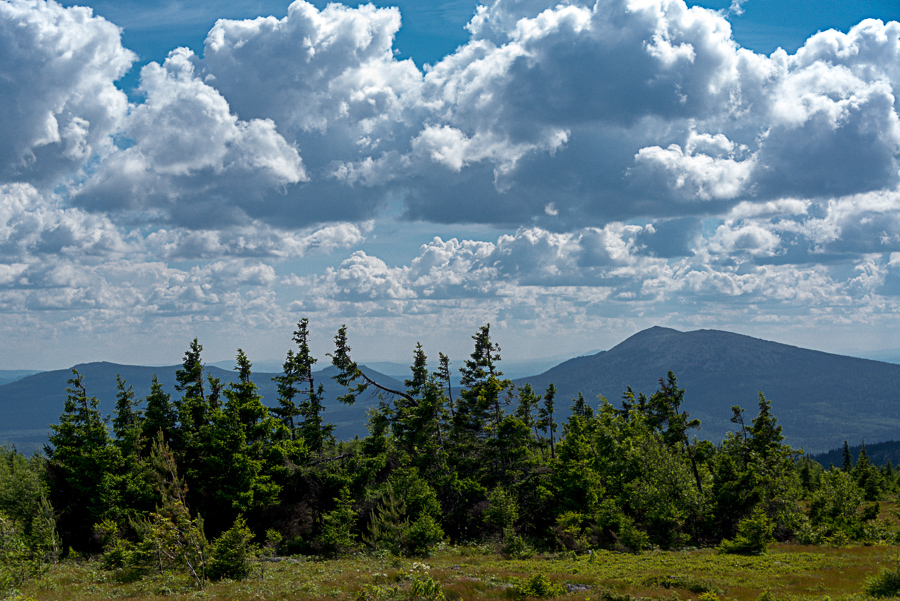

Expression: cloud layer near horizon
xmin=2 ymin=0 xmax=900 ymax=364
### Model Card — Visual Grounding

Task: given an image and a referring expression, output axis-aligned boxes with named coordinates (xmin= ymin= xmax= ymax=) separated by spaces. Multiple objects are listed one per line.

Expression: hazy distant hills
xmin=516 ymin=326 xmax=900 ymax=453
xmin=0 ymin=362 xmax=401 ymax=452
xmin=4 ymin=326 xmax=900 ymax=454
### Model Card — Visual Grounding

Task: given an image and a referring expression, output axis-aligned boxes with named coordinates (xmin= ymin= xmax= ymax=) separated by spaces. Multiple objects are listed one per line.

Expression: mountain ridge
xmin=4 ymin=326 xmax=900 ymax=454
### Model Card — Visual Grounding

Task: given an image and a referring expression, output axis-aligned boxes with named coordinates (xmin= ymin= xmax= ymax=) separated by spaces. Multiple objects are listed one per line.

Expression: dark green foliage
xmin=142 ymin=375 xmax=176 ymax=449
xmin=536 ymin=384 xmax=557 ymax=459
xmin=843 ymin=440 xmax=853 ymax=472
xmin=46 ymin=370 xmax=121 ymax=551
xmin=710 ymin=395 xmax=801 ymax=542
xmin=364 ymin=469 xmax=445 ymax=557
xmin=174 ymin=338 xmax=209 ymax=433
xmin=273 ymin=319 xmax=333 ymax=455
xmin=30 ymin=317 xmax=900 ymax=582
xmin=852 ymin=442 xmax=885 ymax=501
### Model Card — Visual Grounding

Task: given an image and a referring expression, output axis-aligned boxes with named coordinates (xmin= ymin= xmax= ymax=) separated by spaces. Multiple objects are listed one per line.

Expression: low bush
xmin=207 ymin=515 xmax=258 ymax=581
xmin=718 ymin=507 xmax=774 ymax=555
xmin=864 ymin=564 xmax=900 ymax=597
xmin=515 ymin=572 xmax=565 ymax=599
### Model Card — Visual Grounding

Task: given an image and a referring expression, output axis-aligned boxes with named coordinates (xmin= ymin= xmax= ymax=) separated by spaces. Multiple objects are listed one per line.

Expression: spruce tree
xmin=842 ymin=440 xmax=853 ymax=472
xmin=142 ymin=375 xmax=176 ymax=451
xmin=174 ymin=339 xmax=209 ymax=433
xmin=46 ymin=370 xmax=120 ymax=551
xmin=536 ymin=384 xmax=558 ymax=460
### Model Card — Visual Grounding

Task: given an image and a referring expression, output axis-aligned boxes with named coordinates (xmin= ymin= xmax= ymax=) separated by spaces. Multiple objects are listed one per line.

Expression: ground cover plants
xmin=7 ymin=543 xmax=900 ymax=600
xmin=6 ymin=319 xmax=900 ymax=599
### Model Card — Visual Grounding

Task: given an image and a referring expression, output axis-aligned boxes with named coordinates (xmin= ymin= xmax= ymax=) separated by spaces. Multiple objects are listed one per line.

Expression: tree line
xmin=2 ymin=320 xmax=897 ymax=588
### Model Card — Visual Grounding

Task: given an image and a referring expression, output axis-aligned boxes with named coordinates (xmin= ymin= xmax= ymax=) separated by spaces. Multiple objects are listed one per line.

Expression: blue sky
xmin=2 ymin=0 xmax=900 ymax=370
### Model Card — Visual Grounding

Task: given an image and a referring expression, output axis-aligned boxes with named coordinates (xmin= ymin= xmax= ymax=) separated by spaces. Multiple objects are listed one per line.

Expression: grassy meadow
xmin=11 ymin=543 xmax=899 ymax=601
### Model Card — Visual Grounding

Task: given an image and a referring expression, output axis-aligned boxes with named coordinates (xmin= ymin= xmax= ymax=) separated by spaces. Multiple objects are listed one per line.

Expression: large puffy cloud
xmin=0 ymin=0 xmax=133 ymax=184
xmin=5 ymin=0 xmax=900 ymax=364
xmin=76 ymin=47 xmax=306 ymax=228
xmin=6 ymin=0 xmax=900 ymax=231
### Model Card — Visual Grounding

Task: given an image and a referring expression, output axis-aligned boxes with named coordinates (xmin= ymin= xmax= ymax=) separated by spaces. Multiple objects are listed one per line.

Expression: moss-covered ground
xmin=12 ymin=543 xmax=899 ymax=601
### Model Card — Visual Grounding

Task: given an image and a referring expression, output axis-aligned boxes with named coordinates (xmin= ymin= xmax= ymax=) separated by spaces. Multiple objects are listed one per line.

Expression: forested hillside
xmin=5 ymin=325 xmax=900 ymax=455
xmin=0 ymin=362 xmax=401 ymax=451
xmin=4 ymin=318 xmax=900 ymax=597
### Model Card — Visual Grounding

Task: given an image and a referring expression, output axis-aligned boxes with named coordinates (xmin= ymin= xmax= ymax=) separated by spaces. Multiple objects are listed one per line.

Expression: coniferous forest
xmin=4 ymin=320 xmax=900 ymax=600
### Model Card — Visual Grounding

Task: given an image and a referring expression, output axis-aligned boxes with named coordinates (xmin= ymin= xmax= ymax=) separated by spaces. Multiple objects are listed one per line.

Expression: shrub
xmin=409 ymin=574 xmax=446 ymax=600
xmin=365 ymin=479 xmax=444 ymax=557
xmin=318 ymin=487 xmax=357 ymax=558
xmin=207 ymin=515 xmax=258 ymax=581
xmin=718 ymin=507 xmax=774 ymax=555
xmin=406 ymin=514 xmax=444 ymax=557
xmin=617 ymin=515 xmax=649 ymax=554
xmin=516 ymin=572 xmax=565 ymax=599
xmin=0 ymin=512 xmax=31 ymax=594
xmin=501 ymin=527 xmax=534 ymax=559
xmin=864 ymin=564 xmax=900 ymax=597
xmin=554 ymin=511 xmax=589 ymax=552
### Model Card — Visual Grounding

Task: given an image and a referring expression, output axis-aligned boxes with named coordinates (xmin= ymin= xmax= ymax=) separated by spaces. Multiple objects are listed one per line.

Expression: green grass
xmin=13 ymin=543 xmax=900 ymax=600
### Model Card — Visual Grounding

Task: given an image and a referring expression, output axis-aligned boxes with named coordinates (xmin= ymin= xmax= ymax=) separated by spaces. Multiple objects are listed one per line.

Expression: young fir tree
xmin=437 ymin=352 xmax=454 ymax=417
xmin=292 ymin=320 xmax=334 ymax=456
xmin=193 ymin=349 xmax=284 ymax=531
xmin=842 ymin=440 xmax=853 ymax=472
xmin=272 ymin=349 xmax=302 ymax=439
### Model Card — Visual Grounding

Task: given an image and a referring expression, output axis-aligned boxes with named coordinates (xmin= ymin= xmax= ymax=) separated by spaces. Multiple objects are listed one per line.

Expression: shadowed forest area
xmin=4 ymin=320 xmax=900 ymax=600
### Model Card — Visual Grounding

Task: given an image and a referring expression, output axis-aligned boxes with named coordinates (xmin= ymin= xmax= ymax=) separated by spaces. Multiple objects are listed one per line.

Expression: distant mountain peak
xmin=515 ymin=325 xmax=900 ymax=453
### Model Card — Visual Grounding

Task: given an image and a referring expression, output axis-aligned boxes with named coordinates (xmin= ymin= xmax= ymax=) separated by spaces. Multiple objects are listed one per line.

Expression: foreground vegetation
xmin=7 ymin=543 xmax=900 ymax=600
xmin=5 ymin=319 xmax=900 ymax=598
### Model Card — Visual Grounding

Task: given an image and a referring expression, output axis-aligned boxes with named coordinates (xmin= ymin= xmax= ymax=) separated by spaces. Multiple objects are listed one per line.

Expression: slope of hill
xmin=0 ymin=362 xmax=400 ymax=452
xmin=515 ymin=326 xmax=900 ymax=453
